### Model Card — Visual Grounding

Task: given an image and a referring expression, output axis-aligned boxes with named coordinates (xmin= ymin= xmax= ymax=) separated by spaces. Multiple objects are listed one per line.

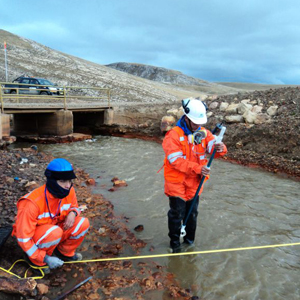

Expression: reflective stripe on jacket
xmin=12 ymin=184 xmax=80 ymax=264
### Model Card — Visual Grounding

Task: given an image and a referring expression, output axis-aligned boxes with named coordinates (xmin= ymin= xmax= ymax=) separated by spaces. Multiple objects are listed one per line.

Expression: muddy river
xmin=37 ymin=136 xmax=300 ymax=300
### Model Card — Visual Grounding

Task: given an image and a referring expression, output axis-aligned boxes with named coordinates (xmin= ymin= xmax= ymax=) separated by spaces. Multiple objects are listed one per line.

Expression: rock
xmin=251 ymin=105 xmax=263 ymax=114
xmin=277 ymin=105 xmax=288 ymax=115
xmin=249 ymin=99 xmax=258 ymax=105
xmin=6 ymin=177 xmax=15 ymax=184
xmin=79 ymin=204 xmax=88 ymax=212
xmin=160 ymin=115 xmax=176 ymax=132
xmin=98 ymin=227 xmax=106 ymax=234
xmin=208 ymin=101 xmax=219 ymax=109
xmin=37 ymin=283 xmax=49 ymax=295
xmin=237 ymin=102 xmax=252 ymax=114
xmin=167 ymin=108 xmax=182 ymax=119
xmin=0 ymin=277 xmax=37 ymax=296
xmin=134 ymin=225 xmax=144 ymax=232
xmin=254 ymin=113 xmax=271 ymax=124
xmin=236 ymin=141 xmax=243 ymax=149
xmin=2 ymin=136 xmax=17 ymax=145
xmin=219 ymin=102 xmax=229 ymax=111
xmin=267 ymin=105 xmax=278 ymax=116
xmin=225 ymin=115 xmax=244 ymax=123
xmin=225 ymin=103 xmax=239 ymax=114
xmin=243 ymin=110 xmax=257 ymax=124
xmin=241 ymin=99 xmax=250 ymax=104
xmin=113 ymin=180 xmax=128 ymax=187
xmin=25 ymin=181 xmax=39 ymax=189
xmin=86 ymin=178 xmax=96 ymax=185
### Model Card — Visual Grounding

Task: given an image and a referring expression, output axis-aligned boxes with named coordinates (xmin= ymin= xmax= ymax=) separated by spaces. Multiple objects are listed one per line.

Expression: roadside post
xmin=0 ymin=85 xmax=3 ymax=113
xmin=63 ymin=86 xmax=67 ymax=110
xmin=4 ymin=42 xmax=8 ymax=82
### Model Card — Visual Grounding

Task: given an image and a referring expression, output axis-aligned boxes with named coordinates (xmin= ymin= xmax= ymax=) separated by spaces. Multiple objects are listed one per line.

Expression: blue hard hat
xmin=45 ymin=158 xmax=76 ymax=180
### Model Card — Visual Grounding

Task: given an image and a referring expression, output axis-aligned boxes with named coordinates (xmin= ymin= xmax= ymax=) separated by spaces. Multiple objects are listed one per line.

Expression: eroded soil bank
xmin=0 ymin=149 xmax=196 ymax=299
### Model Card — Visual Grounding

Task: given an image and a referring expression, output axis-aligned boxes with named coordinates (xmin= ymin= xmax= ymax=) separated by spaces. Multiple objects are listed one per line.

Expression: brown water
xmin=38 ymin=136 xmax=300 ymax=300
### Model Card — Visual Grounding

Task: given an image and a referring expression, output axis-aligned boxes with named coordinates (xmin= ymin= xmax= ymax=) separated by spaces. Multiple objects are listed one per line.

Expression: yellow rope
xmin=1 ymin=242 xmax=299 ymax=279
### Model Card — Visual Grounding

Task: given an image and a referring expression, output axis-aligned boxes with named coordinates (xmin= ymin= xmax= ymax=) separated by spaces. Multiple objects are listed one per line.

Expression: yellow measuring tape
xmin=0 ymin=259 xmax=50 ymax=280
xmin=1 ymin=241 xmax=300 ymax=279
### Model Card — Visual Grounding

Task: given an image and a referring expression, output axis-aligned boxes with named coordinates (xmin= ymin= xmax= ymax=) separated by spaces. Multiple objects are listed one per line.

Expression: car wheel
xmin=40 ymin=91 xmax=48 ymax=95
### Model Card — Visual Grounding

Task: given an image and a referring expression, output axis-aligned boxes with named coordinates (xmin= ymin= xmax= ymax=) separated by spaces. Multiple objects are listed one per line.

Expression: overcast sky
xmin=1 ymin=0 xmax=300 ymax=84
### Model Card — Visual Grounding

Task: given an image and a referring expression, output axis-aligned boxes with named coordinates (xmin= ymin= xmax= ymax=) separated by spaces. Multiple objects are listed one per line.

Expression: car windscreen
xmin=38 ymin=79 xmax=54 ymax=85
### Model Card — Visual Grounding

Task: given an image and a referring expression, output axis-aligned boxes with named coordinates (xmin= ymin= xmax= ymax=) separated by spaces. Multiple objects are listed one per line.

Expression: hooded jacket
xmin=12 ymin=185 xmax=80 ymax=264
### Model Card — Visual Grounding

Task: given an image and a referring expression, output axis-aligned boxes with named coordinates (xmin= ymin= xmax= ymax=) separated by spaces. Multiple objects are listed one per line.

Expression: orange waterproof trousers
xmin=30 ymin=216 xmax=89 ymax=266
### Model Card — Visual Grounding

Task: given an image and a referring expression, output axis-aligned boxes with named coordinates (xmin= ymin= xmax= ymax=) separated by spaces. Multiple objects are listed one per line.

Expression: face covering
xmin=46 ymin=178 xmax=71 ymax=199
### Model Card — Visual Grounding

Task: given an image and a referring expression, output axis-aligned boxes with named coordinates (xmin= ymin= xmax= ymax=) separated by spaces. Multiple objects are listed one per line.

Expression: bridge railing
xmin=0 ymin=82 xmax=111 ymax=113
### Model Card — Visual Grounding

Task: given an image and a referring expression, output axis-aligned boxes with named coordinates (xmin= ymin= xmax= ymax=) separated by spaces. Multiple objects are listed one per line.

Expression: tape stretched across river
xmin=1 ymin=241 xmax=300 ymax=280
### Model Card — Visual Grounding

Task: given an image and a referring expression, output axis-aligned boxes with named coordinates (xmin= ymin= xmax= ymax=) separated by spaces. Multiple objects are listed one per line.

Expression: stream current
xmin=37 ymin=136 xmax=300 ymax=300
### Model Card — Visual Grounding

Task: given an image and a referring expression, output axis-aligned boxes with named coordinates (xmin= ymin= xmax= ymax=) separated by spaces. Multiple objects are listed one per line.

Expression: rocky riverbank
xmin=0 ymin=86 xmax=299 ymax=299
xmin=108 ymin=87 xmax=300 ymax=180
xmin=0 ymin=148 xmax=196 ymax=299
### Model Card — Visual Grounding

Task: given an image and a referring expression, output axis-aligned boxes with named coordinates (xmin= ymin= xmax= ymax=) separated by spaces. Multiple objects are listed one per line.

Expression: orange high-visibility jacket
xmin=12 ymin=184 xmax=81 ymax=264
xmin=162 ymin=126 xmax=227 ymax=200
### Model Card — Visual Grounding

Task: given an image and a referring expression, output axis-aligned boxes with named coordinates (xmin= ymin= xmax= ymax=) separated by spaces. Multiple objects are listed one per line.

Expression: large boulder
xmin=161 ymin=115 xmax=176 ymax=132
xmin=251 ymin=105 xmax=263 ymax=114
xmin=225 ymin=103 xmax=239 ymax=114
xmin=220 ymin=102 xmax=229 ymax=111
xmin=254 ymin=113 xmax=271 ymax=124
xmin=267 ymin=105 xmax=278 ymax=116
xmin=243 ymin=110 xmax=257 ymax=124
xmin=237 ymin=102 xmax=252 ymax=115
xmin=225 ymin=115 xmax=244 ymax=123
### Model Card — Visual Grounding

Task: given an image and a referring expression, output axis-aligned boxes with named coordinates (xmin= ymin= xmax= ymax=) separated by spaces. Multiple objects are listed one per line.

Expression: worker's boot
xmin=168 ymin=197 xmax=186 ymax=253
xmin=23 ymin=254 xmax=50 ymax=275
xmin=183 ymin=197 xmax=199 ymax=245
xmin=54 ymin=248 xmax=82 ymax=262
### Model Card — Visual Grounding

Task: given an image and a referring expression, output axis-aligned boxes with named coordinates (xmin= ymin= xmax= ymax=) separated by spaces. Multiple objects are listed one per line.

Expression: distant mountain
xmin=106 ymin=62 xmax=213 ymax=87
xmin=0 ymin=29 xmax=242 ymax=103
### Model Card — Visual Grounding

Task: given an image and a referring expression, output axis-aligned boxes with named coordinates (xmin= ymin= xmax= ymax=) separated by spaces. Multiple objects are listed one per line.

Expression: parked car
xmin=3 ymin=76 xmax=64 ymax=96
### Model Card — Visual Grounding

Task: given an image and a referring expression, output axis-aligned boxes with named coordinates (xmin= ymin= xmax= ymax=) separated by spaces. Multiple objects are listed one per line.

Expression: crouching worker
xmin=12 ymin=158 xmax=90 ymax=272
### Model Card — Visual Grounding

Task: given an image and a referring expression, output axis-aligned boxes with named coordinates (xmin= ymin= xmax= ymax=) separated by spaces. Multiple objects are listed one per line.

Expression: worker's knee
xmin=36 ymin=225 xmax=63 ymax=249
xmin=70 ymin=217 xmax=90 ymax=239
xmin=168 ymin=197 xmax=186 ymax=219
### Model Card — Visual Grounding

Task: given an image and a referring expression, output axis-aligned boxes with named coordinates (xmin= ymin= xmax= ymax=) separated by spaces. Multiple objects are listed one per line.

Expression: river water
xmin=36 ymin=136 xmax=300 ymax=300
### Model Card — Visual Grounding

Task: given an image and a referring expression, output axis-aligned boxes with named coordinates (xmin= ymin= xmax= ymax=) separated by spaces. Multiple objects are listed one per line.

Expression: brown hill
xmin=0 ymin=29 xmax=244 ymax=103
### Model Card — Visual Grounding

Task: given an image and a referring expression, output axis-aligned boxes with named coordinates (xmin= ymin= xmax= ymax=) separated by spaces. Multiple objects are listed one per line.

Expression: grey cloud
xmin=1 ymin=0 xmax=300 ymax=84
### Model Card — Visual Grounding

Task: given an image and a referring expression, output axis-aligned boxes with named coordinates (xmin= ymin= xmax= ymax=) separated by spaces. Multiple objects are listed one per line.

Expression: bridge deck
xmin=1 ymin=102 xmax=112 ymax=114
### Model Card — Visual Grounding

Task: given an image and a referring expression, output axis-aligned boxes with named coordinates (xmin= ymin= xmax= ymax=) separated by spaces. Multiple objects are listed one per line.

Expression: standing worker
xmin=12 ymin=158 xmax=90 ymax=272
xmin=162 ymin=98 xmax=227 ymax=252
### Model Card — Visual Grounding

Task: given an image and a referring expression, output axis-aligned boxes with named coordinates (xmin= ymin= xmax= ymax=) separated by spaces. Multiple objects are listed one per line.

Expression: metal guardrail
xmin=0 ymin=82 xmax=111 ymax=113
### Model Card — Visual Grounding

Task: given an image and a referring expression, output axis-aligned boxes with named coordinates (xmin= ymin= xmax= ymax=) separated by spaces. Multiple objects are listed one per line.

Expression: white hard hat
xmin=182 ymin=98 xmax=207 ymax=124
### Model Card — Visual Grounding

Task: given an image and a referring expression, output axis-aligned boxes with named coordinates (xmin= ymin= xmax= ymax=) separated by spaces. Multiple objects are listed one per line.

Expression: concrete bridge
xmin=0 ymin=86 xmax=114 ymax=140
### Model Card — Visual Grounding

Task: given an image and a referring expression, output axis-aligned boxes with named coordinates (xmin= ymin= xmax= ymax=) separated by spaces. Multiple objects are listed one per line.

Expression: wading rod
xmin=180 ymin=124 xmax=226 ymax=238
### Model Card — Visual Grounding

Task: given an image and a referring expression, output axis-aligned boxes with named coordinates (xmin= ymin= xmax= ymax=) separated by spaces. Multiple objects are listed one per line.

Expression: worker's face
xmin=185 ymin=116 xmax=201 ymax=132
xmin=57 ymin=179 xmax=72 ymax=190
